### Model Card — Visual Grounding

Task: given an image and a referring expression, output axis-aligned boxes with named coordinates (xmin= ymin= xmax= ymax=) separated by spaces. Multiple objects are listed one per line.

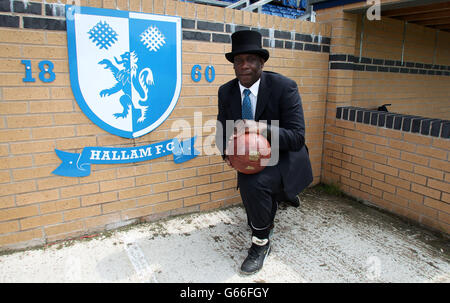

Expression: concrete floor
xmin=0 ymin=188 xmax=449 ymax=283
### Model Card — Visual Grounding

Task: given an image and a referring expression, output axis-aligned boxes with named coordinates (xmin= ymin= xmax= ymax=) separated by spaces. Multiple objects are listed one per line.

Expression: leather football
xmin=226 ymin=132 xmax=271 ymax=174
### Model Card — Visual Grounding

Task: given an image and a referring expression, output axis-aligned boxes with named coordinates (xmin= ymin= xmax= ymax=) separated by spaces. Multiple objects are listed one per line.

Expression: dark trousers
xmin=238 ymin=164 xmax=289 ymax=240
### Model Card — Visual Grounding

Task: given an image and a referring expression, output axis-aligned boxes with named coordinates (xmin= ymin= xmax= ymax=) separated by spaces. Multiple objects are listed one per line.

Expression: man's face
xmin=233 ymin=53 xmax=264 ymax=88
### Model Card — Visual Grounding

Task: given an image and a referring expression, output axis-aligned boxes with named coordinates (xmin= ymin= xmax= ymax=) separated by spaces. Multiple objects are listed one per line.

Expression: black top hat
xmin=225 ymin=30 xmax=270 ymax=63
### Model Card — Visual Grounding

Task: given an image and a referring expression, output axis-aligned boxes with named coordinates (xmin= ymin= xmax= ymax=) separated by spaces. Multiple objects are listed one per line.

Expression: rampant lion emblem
xmin=98 ymin=51 xmax=154 ymax=122
xmin=67 ymin=9 xmax=180 ymax=139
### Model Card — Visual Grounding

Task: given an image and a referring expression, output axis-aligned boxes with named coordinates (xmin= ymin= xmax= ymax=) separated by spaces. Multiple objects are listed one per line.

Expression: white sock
xmin=252 ymin=236 xmax=269 ymax=246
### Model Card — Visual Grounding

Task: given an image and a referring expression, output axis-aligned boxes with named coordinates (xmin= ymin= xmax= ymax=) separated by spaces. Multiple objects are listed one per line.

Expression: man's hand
xmin=223 ymin=119 xmax=269 ymax=168
xmin=234 ymin=119 xmax=268 ymax=137
xmin=224 ymin=155 xmax=233 ymax=168
xmin=224 ymin=136 xmax=235 ymax=168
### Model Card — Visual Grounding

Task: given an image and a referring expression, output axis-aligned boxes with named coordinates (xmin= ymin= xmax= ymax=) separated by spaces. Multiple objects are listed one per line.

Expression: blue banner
xmin=52 ymin=137 xmax=199 ymax=177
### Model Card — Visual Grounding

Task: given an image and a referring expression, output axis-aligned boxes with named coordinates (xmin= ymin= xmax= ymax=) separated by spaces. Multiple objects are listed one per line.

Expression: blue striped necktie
xmin=242 ymin=89 xmax=253 ymax=120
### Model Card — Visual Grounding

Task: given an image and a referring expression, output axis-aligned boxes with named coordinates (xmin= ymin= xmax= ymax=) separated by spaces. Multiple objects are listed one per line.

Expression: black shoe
xmin=240 ymin=240 xmax=271 ymax=275
xmin=279 ymin=195 xmax=300 ymax=208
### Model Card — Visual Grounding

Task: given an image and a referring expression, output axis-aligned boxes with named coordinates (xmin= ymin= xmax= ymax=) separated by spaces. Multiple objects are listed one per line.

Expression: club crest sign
xmin=53 ymin=6 xmax=197 ymax=177
xmin=66 ymin=5 xmax=181 ymax=138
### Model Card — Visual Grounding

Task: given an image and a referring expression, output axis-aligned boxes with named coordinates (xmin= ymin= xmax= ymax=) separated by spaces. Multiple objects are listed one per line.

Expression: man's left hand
xmin=234 ymin=119 xmax=268 ymax=137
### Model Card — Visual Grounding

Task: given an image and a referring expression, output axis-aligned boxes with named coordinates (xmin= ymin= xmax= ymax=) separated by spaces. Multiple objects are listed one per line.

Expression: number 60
xmin=191 ymin=64 xmax=215 ymax=83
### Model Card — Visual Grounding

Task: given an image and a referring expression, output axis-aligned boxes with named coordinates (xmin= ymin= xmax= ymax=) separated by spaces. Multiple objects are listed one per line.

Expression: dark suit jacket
xmin=216 ymin=71 xmax=313 ymax=198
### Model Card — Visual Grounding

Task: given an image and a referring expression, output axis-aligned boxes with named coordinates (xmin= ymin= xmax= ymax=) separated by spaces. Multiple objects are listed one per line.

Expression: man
xmin=216 ymin=30 xmax=313 ymax=275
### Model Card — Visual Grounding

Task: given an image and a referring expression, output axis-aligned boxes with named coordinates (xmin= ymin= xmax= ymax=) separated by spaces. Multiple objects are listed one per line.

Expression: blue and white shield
xmin=66 ymin=5 xmax=182 ymax=138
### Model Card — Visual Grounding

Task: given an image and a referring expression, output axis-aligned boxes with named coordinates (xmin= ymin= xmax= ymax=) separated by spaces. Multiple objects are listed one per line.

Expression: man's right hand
xmin=224 ymin=155 xmax=233 ymax=168
xmin=224 ymin=135 xmax=235 ymax=169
